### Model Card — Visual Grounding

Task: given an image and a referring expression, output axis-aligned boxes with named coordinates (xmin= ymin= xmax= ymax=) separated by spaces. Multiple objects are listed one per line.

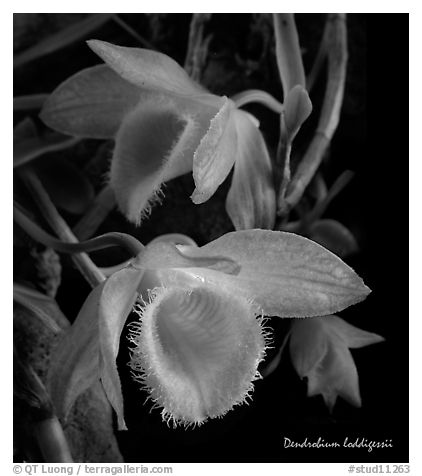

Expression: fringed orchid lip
xmin=46 ymin=229 xmax=372 ymax=430
xmin=128 ymin=284 xmax=269 ymax=427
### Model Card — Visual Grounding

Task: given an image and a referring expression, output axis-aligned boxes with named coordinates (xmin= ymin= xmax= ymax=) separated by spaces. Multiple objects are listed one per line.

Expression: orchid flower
xmin=40 ymin=40 xmax=287 ymax=230
xmin=289 ymin=315 xmax=384 ymax=411
xmin=47 ymin=229 xmax=370 ymax=429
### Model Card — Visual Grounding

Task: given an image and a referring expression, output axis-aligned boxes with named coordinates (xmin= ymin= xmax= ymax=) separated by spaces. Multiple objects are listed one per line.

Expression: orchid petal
xmin=306 ymin=339 xmax=362 ymax=410
xmin=47 ymin=282 xmax=103 ymax=422
xmin=88 ymin=40 xmax=206 ymax=97
xmin=133 ymin=241 xmax=240 ymax=275
xmin=191 ymin=98 xmax=238 ymax=204
xmin=289 ymin=319 xmax=328 ymax=376
xmin=309 ymin=219 xmax=359 ymax=258
xmin=110 ymin=94 xmax=223 ymax=224
xmin=290 ymin=316 xmax=384 ymax=411
xmin=40 ymin=65 xmax=141 ymax=138
xmin=98 ymin=266 xmax=145 ymax=431
xmin=128 ymin=284 xmax=267 ymax=426
xmin=167 ymin=229 xmax=370 ymax=317
xmin=226 ymin=110 xmax=276 ymax=230
xmin=325 ymin=315 xmax=385 ymax=349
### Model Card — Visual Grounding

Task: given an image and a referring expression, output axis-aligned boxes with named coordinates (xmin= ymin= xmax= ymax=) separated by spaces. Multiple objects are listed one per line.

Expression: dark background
xmin=13 ymin=13 xmax=409 ymax=463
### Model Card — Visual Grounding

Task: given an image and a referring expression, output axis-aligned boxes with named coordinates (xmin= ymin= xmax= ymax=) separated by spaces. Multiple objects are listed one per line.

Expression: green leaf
xmin=14 ymin=14 xmax=113 ymax=68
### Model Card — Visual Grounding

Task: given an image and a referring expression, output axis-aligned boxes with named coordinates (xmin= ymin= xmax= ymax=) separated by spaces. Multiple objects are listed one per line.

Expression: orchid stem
xmin=279 ymin=14 xmax=348 ymax=218
xmin=273 ymin=14 xmax=306 ymax=96
xmin=13 ymin=93 xmax=49 ymax=111
xmin=17 ymin=167 xmax=106 ymax=288
xmin=306 ymin=170 xmax=354 ymax=224
xmin=73 ymin=185 xmax=116 ymax=240
xmin=184 ymin=13 xmax=212 ymax=82
xmin=306 ymin=17 xmax=330 ymax=93
xmin=231 ymin=89 xmax=284 ymax=114
xmin=112 ymin=14 xmax=156 ymax=50
xmin=14 ymin=204 xmax=143 ymax=259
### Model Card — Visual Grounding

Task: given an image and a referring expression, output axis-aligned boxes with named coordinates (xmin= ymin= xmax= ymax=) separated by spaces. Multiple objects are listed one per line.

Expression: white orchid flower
xmin=289 ymin=315 xmax=384 ymax=410
xmin=39 ymin=40 xmax=299 ymax=230
xmin=47 ymin=229 xmax=370 ymax=429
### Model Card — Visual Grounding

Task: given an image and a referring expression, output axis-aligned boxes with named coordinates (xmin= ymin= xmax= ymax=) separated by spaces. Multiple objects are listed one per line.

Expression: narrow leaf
xmin=273 ymin=14 xmax=306 ymax=95
xmin=47 ymin=283 xmax=104 ymax=422
xmin=13 ymin=282 xmax=67 ymax=334
xmin=14 ymin=14 xmax=113 ymax=68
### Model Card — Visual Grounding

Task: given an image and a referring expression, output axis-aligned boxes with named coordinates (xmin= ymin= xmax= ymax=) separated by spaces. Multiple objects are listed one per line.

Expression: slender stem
xmin=73 ymin=185 xmax=116 ymax=240
xmin=112 ymin=14 xmax=156 ymax=50
xmin=305 ymin=170 xmax=354 ymax=224
xmin=184 ymin=13 xmax=212 ymax=82
xmin=17 ymin=167 xmax=105 ymax=288
xmin=14 ymin=14 xmax=113 ymax=69
xmin=273 ymin=14 xmax=306 ymax=96
xmin=306 ymin=17 xmax=330 ymax=93
xmin=14 ymin=135 xmax=81 ymax=169
xmin=288 ymin=169 xmax=354 ymax=234
xmin=231 ymin=89 xmax=284 ymax=114
xmin=279 ymin=14 xmax=348 ymax=218
xmin=13 ymin=94 xmax=49 ymax=111
xmin=274 ymin=114 xmax=292 ymax=206
xmin=34 ymin=417 xmax=73 ymax=462
xmin=14 ymin=205 xmax=144 ymax=257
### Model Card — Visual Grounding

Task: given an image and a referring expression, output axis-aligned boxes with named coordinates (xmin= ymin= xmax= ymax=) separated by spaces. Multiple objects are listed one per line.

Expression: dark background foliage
xmin=13 ymin=13 xmax=409 ymax=463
